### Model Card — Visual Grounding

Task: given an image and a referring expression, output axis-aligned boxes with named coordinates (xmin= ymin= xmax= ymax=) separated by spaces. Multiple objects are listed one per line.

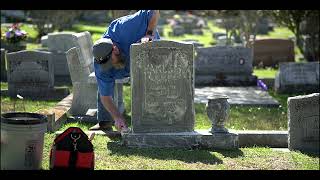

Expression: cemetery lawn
xmin=41 ymin=133 xmax=319 ymax=170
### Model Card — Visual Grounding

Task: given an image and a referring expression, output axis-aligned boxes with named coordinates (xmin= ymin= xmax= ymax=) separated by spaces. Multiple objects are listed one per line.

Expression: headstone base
xmin=6 ymin=87 xmax=69 ymax=100
xmin=121 ymin=130 xmax=238 ymax=150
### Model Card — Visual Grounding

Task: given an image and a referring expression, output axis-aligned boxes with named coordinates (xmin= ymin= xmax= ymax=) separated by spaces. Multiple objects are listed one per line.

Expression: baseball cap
xmin=92 ymin=38 xmax=113 ymax=64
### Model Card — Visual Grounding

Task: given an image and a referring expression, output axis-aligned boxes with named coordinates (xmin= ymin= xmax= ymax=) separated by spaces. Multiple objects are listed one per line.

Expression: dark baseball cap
xmin=92 ymin=38 xmax=113 ymax=64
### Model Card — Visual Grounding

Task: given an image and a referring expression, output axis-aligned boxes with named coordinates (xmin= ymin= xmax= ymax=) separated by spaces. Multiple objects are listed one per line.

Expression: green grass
xmin=40 ymin=133 xmax=319 ymax=170
xmin=257 ymin=27 xmax=295 ymax=40
xmin=253 ymin=67 xmax=278 ymax=79
xmin=1 ymin=96 xmax=59 ymax=113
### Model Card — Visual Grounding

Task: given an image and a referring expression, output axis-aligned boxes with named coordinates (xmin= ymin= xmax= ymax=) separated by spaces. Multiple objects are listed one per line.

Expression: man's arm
xmin=142 ymin=10 xmax=160 ymax=43
xmin=146 ymin=10 xmax=160 ymax=36
xmin=100 ymin=95 xmax=128 ymax=131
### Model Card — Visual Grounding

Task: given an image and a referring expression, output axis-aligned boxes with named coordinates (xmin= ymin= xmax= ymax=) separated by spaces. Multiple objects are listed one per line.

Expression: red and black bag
xmin=50 ymin=127 xmax=94 ymax=170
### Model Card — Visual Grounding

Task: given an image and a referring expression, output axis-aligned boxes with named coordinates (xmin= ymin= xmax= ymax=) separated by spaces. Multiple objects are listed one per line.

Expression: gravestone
xmin=275 ymin=62 xmax=320 ymax=94
xmin=123 ymin=40 xmax=238 ymax=149
xmin=191 ymin=29 xmax=203 ymax=35
xmin=195 ymin=46 xmax=257 ymax=86
xmin=213 ymin=32 xmax=226 ymax=40
xmin=1 ymin=48 xmax=7 ymax=81
xmin=51 ymin=51 xmax=71 ymax=85
xmin=47 ymin=31 xmax=93 ymax=84
xmin=182 ymin=39 xmax=204 ymax=48
xmin=6 ymin=50 xmax=57 ymax=99
xmin=172 ymin=25 xmax=185 ymax=36
xmin=130 ymin=40 xmax=195 ymax=133
xmin=253 ymin=39 xmax=295 ymax=67
xmin=288 ymin=93 xmax=319 ymax=154
xmin=41 ymin=35 xmax=48 ymax=47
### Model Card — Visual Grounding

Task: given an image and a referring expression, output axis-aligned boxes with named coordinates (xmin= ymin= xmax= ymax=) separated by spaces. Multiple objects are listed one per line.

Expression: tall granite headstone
xmin=253 ymin=39 xmax=295 ymax=67
xmin=195 ymin=46 xmax=257 ymax=86
xmin=288 ymin=93 xmax=319 ymax=153
xmin=131 ymin=40 xmax=195 ymax=133
xmin=123 ymin=40 xmax=238 ymax=149
xmin=275 ymin=62 xmax=320 ymax=94
xmin=6 ymin=50 xmax=55 ymax=98
xmin=1 ymin=48 xmax=7 ymax=81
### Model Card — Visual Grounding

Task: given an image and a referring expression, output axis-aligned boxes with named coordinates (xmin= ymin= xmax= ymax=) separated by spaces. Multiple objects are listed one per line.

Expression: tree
xmin=25 ymin=10 xmax=82 ymax=41
xmin=265 ymin=10 xmax=318 ymax=61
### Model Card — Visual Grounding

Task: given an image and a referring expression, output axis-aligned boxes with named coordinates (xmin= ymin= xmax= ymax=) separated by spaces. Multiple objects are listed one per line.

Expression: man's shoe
xmin=89 ymin=121 xmax=113 ymax=131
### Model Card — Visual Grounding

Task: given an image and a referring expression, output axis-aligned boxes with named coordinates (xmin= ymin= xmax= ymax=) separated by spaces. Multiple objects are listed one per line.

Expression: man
xmin=90 ymin=10 xmax=160 ymax=132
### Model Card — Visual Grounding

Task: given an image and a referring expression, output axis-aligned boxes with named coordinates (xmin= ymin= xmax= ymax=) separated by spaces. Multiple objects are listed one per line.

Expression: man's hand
xmin=100 ymin=95 xmax=129 ymax=132
xmin=141 ymin=35 xmax=153 ymax=43
xmin=114 ymin=118 xmax=129 ymax=133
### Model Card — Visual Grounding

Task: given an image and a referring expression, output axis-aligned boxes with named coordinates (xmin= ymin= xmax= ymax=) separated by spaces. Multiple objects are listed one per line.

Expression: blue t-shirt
xmin=94 ymin=10 xmax=161 ymax=96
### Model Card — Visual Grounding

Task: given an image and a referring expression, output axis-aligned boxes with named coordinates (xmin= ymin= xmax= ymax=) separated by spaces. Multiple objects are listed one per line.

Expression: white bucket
xmin=1 ymin=112 xmax=47 ymax=170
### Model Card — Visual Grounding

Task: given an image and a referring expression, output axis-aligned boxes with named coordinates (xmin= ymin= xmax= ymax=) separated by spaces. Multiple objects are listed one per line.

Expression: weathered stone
xmin=1 ymin=48 xmax=7 ymax=81
xmin=288 ymin=93 xmax=319 ymax=153
xmin=191 ymin=29 xmax=203 ymax=35
xmin=234 ymin=130 xmax=288 ymax=148
xmin=37 ymin=93 xmax=73 ymax=132
xmin=131 ymin=40 xmax=195 ymax=133
xmin=195 ymin=46 xmax=257 ymax=86
xmin=206 ymin=96 xmax=230 ymax=133
xmin=253 ymin=39 xmax=295 ymax=67
xmin=65 ymin=47 xmax=91 ymax=83
xmin=41 ymin=35 xmax=48 ymax=47
xmin=122 ymin=130 xmax=238 ymax=150
xmin=51 ymin=51 xmax=71 ymax=85
xmin=172 ymin=25 xmax=185 ymax=36
xmin=182 ymin=39 xmax=204 ymax=48
xmin=275 ymin=62 xmax=320 ymax=94
xmin=6 ymin=50 xmax=55 ymax=99
xmin=66 ymin=47 xmax=128 ymax=116
xmin=195 ymin=87 xmax=280 ymax=107
xmin=47 ymin=31 xmax=94 ymax=72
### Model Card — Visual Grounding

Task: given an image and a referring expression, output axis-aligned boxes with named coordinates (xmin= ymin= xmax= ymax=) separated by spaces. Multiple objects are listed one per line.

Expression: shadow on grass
xmin=299 ymin=151 xmax=320 ymax=158
xmin=106 ymin=141 xmax=224 ymax=165
xmin=214 ymin=149 xmax=244 ymax=158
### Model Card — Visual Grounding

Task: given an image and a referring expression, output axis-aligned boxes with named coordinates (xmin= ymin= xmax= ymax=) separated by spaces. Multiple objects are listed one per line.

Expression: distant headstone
xmin=275 ymin=62 xmax=320 ymax=94
xmin=182 ymin=39 xmax=204 ymax=48
xmin=172 ymin=25 xmax=185 ymax=36
xmin=195 ymin=46 xmax=257 ymax=86
xmin=191 ymin=29 xmax=203 ymax=35
xmin=253 ymin=39 xmax=295 ymax=67
xmin=288 ymin=93 xmax=319 ymax=154
xmin=6 ymin=50 xmax=55 ymax=99
xmin=41 ymin=35 xmax=48 ymax=47
xmin=47 ymin=31 xmax=94 ymax=74
xmin=213 ymin=32 xmax=226 ymax=40
xmin=131 ymin=40 xmax=195 ymax=133
xmin=51 ymin=51 xmax=71 ymax=85
xmin=256 ymin=18 xmax=270 ymax=35
xmin=1 ymin=48 xmax=7 ymax=81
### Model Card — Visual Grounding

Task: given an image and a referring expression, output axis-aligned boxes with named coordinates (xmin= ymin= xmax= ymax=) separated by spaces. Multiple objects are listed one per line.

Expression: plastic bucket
xmin=1 ymin=112 xmax=47 ymax=170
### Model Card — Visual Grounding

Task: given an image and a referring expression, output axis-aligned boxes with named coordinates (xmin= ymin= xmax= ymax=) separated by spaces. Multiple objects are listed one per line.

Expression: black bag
xmin=50 ymin=127 xmax=94 ymax=170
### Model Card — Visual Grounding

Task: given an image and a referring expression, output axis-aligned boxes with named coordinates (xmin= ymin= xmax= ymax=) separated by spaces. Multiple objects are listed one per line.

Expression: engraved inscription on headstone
xmin=6 ymin=50 xmax=54 ymax=98
xmin=131 ymin=41 xmax=195 ymax=133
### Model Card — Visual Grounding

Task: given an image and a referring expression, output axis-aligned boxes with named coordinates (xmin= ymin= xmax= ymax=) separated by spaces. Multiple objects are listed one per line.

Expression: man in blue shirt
xmin=90 ymin=10 xmax=160 ymax=132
